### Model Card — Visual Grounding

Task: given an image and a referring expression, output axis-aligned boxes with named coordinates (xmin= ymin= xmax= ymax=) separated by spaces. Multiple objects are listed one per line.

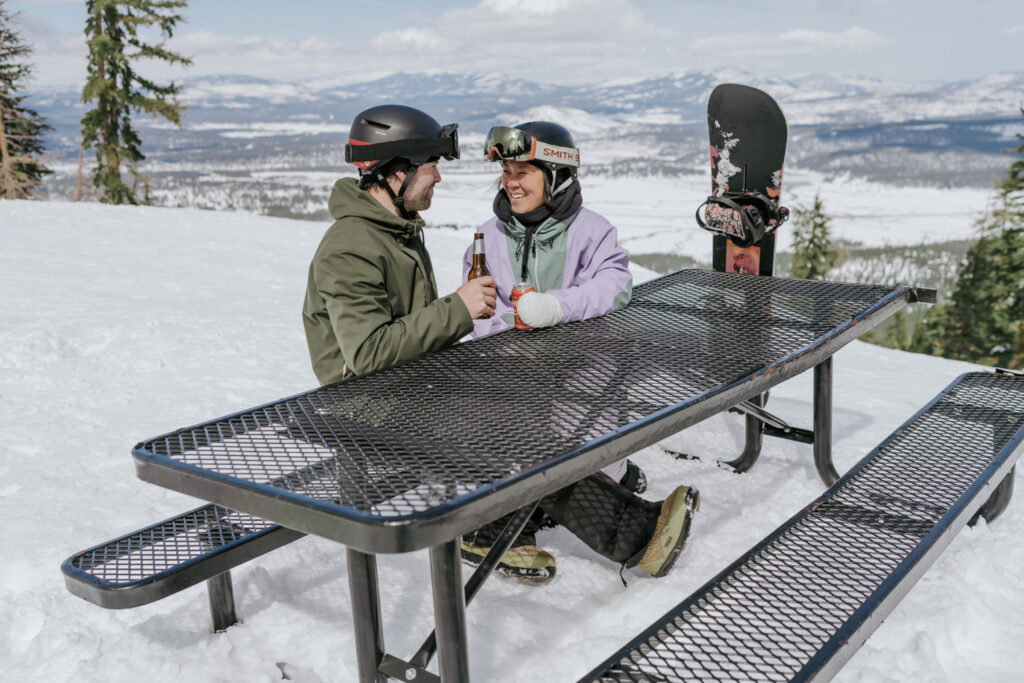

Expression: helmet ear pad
xmin=529 ymin=161 xmax=575 ymax=204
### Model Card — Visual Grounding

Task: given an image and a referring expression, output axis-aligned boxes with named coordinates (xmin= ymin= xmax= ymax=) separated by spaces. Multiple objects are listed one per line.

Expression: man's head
xmin=345 ymin=104 xmax=458 ymax=217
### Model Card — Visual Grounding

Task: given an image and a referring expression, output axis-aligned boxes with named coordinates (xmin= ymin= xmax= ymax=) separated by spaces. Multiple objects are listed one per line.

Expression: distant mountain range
xmin=33 ymin=69 xmax=1024 ymax=212
xmin=37 ymin=68 xmax=1024 ymax=129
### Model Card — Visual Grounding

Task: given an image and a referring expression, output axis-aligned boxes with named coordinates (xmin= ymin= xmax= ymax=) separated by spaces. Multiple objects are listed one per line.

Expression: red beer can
xmin=511 ymin=282 xmax=535 ymax=330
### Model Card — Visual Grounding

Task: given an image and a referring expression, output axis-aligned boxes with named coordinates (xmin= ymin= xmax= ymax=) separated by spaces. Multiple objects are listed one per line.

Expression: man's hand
xmin=456 ymin=275 xmax=497 ymax=319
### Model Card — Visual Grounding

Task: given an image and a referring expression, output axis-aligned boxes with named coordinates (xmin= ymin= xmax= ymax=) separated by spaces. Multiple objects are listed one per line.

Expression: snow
xmin=187 ymin=122 xmax=351 ymax=138
xmin=2 ymin=197 xmax=1022 ymax=682
xmin=428 ymin=168 xmax=994 ymax=261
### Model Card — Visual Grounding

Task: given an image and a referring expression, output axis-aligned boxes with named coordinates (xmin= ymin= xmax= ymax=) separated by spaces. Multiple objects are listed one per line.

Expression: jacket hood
xmin=327 ymin=177 xmax=423 ymax=235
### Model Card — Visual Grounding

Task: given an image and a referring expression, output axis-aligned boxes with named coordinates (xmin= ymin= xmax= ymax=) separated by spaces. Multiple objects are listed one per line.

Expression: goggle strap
xmin=532 ymin=140 xmax=580 ymax=167
xmin=346 ymin=136 xmax=458 ymax=163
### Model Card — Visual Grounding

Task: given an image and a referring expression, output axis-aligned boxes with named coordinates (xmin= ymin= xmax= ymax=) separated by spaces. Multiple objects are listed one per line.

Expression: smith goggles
xmin=484 ymin=126 xmax=579 ymax=167
xmin=345 ymin=123 xmax=460 ymax=167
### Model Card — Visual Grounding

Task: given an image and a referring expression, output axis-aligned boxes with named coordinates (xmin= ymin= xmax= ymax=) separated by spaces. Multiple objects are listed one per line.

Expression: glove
xmin=516 ymin=291 xmax=563 ymax=328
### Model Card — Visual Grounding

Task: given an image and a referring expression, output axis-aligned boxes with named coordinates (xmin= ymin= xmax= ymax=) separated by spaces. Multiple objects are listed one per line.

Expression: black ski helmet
xmin=345 ymin=104 xmax=459 ymax=215
xmin=512 ymin=120 xmax=578 ymax=196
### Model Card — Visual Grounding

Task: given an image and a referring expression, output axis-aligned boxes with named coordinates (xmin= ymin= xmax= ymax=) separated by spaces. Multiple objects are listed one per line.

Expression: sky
xmin=8 ymin=0 xmax=1024 ymax=91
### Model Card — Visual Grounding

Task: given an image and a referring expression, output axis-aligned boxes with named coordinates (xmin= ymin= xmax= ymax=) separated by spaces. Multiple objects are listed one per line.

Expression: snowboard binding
xmin=695 ymin=191 xmax=789 ymax=248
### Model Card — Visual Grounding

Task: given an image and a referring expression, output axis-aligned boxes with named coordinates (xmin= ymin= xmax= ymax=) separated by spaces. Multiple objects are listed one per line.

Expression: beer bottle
xmin=467 ymin=232 xmax=490 ymax=318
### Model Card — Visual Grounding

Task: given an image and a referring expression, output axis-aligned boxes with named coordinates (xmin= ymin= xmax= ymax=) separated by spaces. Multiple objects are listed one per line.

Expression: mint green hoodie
xmin=302 ymin=178 xmax=472 ymax=385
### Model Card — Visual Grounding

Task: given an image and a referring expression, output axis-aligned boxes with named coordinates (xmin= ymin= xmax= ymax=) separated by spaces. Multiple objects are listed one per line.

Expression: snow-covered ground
xmin=426 ymin=167 xmax=994 ymax=262
xmin=2 ymin=198 xmax=1021 ymax=682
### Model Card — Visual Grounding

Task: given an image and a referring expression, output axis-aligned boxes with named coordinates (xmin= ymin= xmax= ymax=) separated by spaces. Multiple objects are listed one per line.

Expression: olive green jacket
xmin=302 ymin=178 xmax=473 ymax=385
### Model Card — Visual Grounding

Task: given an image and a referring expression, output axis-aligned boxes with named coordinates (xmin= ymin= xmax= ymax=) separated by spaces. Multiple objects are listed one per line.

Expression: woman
xmin=465 ymin=120 xmax=633 ymax=338
xmin=460 ymin=120 xmax=699 ymax=582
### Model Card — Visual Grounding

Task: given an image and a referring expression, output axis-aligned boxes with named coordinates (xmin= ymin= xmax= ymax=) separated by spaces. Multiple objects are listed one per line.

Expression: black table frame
xmin=132 ymin=270 xmax=929 ymax=681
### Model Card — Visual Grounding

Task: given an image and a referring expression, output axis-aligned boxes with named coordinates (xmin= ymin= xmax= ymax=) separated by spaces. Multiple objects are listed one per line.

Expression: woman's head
xmin=485 ymin=121 xmax=580 ymax=211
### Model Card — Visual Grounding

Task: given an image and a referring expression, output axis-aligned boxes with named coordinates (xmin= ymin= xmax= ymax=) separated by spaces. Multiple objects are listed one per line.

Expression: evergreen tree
xmin=0 ymin=0 xmax=52 ymax=199
xmin=1000 ymin=107 xmax=1024 ymax=212
xmin=788 ymin=193 xmax=838 ymax=280
xmin=911 ymin=110 xmax=1024 ymax=368
xmin=81 ymin=0 xmax=191 ymax=205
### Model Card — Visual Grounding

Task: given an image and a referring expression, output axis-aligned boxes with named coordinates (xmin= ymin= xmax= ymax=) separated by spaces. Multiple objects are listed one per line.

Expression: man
xmin=303 ymin=104 xmax=495 ymax=385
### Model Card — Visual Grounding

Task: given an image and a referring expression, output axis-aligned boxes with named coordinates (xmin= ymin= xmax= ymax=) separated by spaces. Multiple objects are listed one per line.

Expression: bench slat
xmin=582 ymin=371 xmax=1024 ymax=682
xmin=62 ymin=504 xmax=303 ymax=609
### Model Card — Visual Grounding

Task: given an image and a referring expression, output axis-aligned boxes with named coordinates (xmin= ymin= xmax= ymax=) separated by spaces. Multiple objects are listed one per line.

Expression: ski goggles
xmin=346 ymin=123 xmax=460 ymax=167
xmin=484 ymin=126 xmax=579 ymax=167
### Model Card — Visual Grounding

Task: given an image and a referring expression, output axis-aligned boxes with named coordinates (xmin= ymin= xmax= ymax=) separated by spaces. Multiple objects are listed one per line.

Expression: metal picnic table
xmin=132 ymin=269 xmax=930 ymax=682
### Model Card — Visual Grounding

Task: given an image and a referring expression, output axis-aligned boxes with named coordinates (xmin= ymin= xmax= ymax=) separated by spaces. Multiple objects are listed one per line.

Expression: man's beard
xmin=404 ymin=186 xmax=433 ymax=212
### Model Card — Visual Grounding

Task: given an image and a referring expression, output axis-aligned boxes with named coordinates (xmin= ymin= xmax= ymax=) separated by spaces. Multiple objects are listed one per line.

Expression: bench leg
xmin=970 ymin=465 xmax=1016 ymax=525
xmin=347 ymin=548 xmax=386 ymax=683
xmin=429 ymin=541 xmax=470 ymax=682
xmin=207 ymin=571 xmax=238 ymax=632
xmin=813 ymin=356 xmax=839 ymax=486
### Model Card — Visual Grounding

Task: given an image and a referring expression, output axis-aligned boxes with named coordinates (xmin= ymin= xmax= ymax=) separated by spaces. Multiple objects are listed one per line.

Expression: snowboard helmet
xmin=484 ymin=120 xmax=579 ymax=197
xmin=345 ymin=104 xmax=459 ymax=215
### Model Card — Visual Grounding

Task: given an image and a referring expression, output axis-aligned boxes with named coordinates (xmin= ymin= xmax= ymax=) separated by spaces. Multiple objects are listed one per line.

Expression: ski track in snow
xmin=1 ymin=197 xmax=1021 ymax=682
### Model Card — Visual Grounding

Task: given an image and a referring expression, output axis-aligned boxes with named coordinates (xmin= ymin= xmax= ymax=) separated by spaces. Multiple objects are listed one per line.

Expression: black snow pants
xmin=463 ymin=471 xmax=661 ymax=564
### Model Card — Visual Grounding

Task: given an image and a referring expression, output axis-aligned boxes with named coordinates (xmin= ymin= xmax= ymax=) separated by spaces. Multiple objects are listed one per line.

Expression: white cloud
xmin=691 ymin=25 xmax=885 ymax=57
xmin=14 ymin=14 xmax=85 ymax=89
xmin=14 ymin=0 xmax=1022 ymax=90
xmin=482 ymin=0 xmax=576 ymax=16
xmin=350 ymin=0 xmax=669 ymax=82
xmin=371 ymin=28 xmax=447 ymax=50
xmin=125 ymin=0 xmax=671 ymax=87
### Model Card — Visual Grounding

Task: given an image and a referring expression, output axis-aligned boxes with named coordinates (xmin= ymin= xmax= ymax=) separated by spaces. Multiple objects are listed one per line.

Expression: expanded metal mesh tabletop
xmin=583 ymin=371 xmax=1024 ymax=682
xmin=134 ymin=269 xmax=920 ymax=553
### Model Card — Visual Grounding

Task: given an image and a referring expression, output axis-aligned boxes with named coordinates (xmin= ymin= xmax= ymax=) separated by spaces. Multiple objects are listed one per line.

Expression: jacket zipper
xmin=407 ymin=225 xmax=438 ymax=303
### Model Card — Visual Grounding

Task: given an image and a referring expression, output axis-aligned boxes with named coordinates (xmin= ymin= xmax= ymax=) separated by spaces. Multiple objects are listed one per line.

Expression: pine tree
xmin=0 ymin=0 xmax=52 ymax=199
xmin=788 ymin=193 xmax=838 ymax=280
xmin=911 ymin=109 xmax=1024 ymax=368
xmin=1000 ymin=107 xmax=1024 ymax=213
xmin=81 ymin=0 xmax=191 ymax=205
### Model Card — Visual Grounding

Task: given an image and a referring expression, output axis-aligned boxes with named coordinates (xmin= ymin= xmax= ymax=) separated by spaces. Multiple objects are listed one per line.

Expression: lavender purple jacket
xmin=462 ymin=207 xmax=633 ymax=339
xmin=462 ymin=207 xmax=634 ymax=483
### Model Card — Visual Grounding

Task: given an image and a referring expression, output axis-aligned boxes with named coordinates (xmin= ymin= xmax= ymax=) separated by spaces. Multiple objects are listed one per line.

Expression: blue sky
xmin=10 ymin=0 xmax=1024 ymax=89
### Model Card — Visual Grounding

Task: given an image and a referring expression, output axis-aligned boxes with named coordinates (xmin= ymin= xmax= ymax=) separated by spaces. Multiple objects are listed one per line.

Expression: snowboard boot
xmin=631 ymin=486 xmax=700 ymax=578
xmin=459 ymin=538 xmax=556 ymax=583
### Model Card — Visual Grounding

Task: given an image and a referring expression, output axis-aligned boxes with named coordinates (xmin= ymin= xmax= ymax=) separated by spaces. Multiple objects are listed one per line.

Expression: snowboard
xmin=698 ymin=84 xmax=788 ymax=276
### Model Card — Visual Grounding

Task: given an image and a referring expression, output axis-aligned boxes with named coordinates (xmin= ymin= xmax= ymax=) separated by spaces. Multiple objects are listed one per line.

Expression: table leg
xmin=719 ymin=392 xmax=766 ymax=473
xmin=347 ymin=548 xmax=386 ymax=683
xmin=814 ymin=356 xmax=839 ymax=485
xmin=429 ymin=540 xmax=469 ymax=682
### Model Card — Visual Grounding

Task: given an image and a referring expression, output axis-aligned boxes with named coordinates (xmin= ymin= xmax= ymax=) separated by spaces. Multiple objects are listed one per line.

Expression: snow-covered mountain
xmin=35 ymin=68 xmax=1023 ymax=134
xmin=32 ymin=69 xmax=1024 ymax=210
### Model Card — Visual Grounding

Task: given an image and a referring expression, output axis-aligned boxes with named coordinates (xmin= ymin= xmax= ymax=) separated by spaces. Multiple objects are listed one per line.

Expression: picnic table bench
xmin=582 ymin=370 xmax=1024 ymax=682
xmin=62 ymin=269 xmax=944 ymax=681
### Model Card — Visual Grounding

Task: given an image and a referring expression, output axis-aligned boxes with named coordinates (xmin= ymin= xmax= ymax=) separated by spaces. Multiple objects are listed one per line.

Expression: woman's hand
xmin=516 ymin=292 xmax=563 ymax=328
